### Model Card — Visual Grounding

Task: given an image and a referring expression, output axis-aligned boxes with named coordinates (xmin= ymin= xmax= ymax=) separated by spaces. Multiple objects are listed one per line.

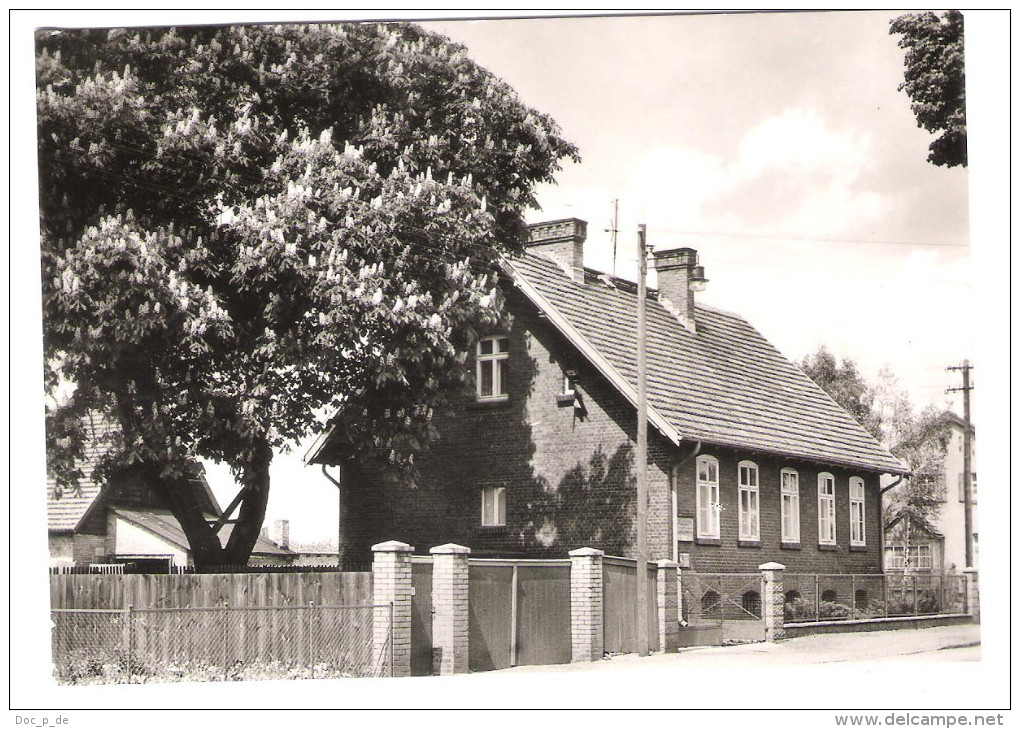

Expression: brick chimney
xmin=271 ymin=519 xmax=290 ymax=550
xmin=526 ymin=218 xmax=587 ymax=281
xmin=652 ymin=248 xmax=707 ymax=332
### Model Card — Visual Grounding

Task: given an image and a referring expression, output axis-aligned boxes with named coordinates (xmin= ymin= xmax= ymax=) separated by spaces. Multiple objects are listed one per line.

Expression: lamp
xmin=689 ymin=265 xmax=709 ymax=292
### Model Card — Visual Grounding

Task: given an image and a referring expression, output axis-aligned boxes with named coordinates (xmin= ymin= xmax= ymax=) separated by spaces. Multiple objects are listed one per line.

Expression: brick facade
xmin=675 ymin=446 xmax=883 ymax=574
xmin=339 ymin=292 xmax=885 ymax=575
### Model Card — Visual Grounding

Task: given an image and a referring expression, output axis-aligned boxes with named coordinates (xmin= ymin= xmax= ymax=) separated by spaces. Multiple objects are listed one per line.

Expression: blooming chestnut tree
xmin=37 ymin=23 xmax=578 ymax=566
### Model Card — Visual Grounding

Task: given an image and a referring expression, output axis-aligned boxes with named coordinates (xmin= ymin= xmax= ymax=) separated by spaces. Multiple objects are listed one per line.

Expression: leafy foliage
xmin=37 ymin=23 xmax=578 ymax=565
xmin=800 ymin=346 xmax=884 ymax=440
xmin=890 ymin=10 xmax=967 ymax=168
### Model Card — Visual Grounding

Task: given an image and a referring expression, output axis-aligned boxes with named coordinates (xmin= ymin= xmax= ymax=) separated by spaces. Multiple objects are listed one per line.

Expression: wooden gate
xmin=679 ymin=572 xmax=765 ymax=646
xmin=410 ymin=557 xmax=434 ymax=676
xmin=602 ymin=556 xmax=660 ymax=654
xmin=467 ymin=559 xmax=571 ymax=672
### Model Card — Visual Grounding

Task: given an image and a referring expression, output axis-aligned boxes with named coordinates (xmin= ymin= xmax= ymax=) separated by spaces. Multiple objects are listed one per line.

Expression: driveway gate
xmin=679 ymin=572 xmax=766 ymax=646
xmin=467 ymin=559 xmax=572 ymax=672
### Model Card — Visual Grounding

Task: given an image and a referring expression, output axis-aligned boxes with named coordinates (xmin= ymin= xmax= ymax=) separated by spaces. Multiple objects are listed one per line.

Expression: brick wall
xmin=72 ymin=533 xmax=107 ymax=564
xmin=341 ymin=290 xmax=674 ymax=561
xmin=675 ymin=446 xmax=883 ymax=574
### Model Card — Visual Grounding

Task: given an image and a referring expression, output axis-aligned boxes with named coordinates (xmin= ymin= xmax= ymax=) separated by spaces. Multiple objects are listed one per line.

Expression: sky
xmin=9 ymin=7 xmax=1011 ymax=716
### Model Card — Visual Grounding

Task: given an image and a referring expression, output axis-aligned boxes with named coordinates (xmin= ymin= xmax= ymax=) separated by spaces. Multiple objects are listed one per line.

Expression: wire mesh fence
xmin=51 ymin=603 xmax=392 ymax=684
xmin=681 ymin=573 xmax=766 ymax=623
xmin=782 ymin=573 xmax=968 ymax=623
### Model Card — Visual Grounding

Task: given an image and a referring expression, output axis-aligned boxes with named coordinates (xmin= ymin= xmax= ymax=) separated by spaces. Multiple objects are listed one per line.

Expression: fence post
xmin=814 ymin=574 xmax=820 ymax=622
xmin=126 ymin=604 xmax=133 ymax=684
xmin=962 ymin=568 xmax=980 ymax=623
xmin=568 ymin=547 xmax=604 ymax=663
xmin=883 ymin=575 xmax=889 ymax=618
xmin=655 ymin=560 xmax=680 ymax=653
xmin=758 ymin=562 xmax=785 ymax=642
xmin=371 ymin=540 xmax=413 ymax=677
xmin=851 ymin=574 xmax=857 ymax=619
xmin=430 ymin=543 xmax=470 ymax=676
xmin=913 ymin=575 xmax=918 ymax=616
xmin=222 ymin=604 xmax=229 ymax=681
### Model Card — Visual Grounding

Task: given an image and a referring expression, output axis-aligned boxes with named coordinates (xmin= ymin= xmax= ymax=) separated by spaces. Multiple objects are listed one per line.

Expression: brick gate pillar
xmin=656 ymin=560 xmax=681 ymax=653
xmin=371 ymin=540 xmax=413 ymax=677
xmin=759 ymin=561 xmax=786 ymax=642
xmin=962 ymin=568 xmax=980 ymax=623
xmin=569 ymin=547 xmax=604 ymax=662
xmin=430 ymin=543 xmax=470 ymax=675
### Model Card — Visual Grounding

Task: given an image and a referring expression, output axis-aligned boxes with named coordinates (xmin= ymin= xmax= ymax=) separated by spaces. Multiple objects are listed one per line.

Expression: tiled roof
xmin=506 ymin=252 xmax=905 ymax=474
xmin=112 ymin=507 xmax=295 ymax=556
xmin=46 ymin=414 xmax=114 ymax=532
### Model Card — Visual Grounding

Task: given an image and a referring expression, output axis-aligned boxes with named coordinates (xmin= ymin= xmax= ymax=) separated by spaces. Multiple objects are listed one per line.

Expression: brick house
xmin=307 ymin=218 xmax=906 ymax=573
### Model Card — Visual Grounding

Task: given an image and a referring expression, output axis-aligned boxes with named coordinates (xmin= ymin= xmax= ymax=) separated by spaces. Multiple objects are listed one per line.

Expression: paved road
xmin=496 ymin=623 xmax=981 ymax=673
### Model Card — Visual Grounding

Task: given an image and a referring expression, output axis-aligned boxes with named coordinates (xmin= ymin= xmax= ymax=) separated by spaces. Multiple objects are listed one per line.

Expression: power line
xmin=630 ymin=226 xmax=969 ymax=250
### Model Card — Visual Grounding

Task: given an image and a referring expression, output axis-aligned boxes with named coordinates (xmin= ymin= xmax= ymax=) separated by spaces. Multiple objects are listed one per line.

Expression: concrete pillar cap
xmin=371 ymin=540 xmax=413 ymax=553
xmin=568 ymin=547 xmax=605 ymax=557
xmin=656 ymin=559 xmax=680 ymax=568
xmin=429 ymin=543 xmax=471 ymax=555
xmin=758 ymin=561 xmax=786 ymax=571
xmin=961 ymin=567 xmax=979 ymax=574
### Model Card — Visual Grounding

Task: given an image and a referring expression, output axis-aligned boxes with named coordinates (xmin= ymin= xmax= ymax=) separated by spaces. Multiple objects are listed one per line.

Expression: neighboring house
xmin=883 ymin=509 xmax=944 ymax=572
xmin=936 ymin=411 xmax=977 ymax=571
xmin=47 ymin=414 xmax=293 ymax=569
xmin=307 ymin=218 xmax=906 ymax=573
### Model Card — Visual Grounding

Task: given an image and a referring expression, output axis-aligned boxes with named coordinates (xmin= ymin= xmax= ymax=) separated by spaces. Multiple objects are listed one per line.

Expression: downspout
xmin=321 ymin=464 xmax=343 ymax=569
xmin=879 ymin=474 xmax=906 ymax=570
xmin=671 ymin=441 xmax=702 ymax=562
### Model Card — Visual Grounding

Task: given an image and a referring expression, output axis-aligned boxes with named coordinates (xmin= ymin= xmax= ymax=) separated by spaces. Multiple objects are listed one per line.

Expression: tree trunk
xmin=141 ymin=462 xmax=226 ymax=567
xmin=222 ymin=436 xmax=273 ymax=565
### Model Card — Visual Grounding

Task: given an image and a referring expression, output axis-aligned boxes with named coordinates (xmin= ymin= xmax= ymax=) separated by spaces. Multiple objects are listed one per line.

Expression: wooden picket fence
xmin=49 ymin=571 xmax=373 ymax=610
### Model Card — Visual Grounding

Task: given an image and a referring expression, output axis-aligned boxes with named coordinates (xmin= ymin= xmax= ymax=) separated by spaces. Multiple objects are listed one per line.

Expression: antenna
xmin=603 ymin=199 xmax=619 ymax=275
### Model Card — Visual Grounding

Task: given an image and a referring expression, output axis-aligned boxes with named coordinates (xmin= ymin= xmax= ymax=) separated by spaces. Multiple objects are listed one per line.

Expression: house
xmin=934 ymin=411 xmax=977 ymax=570
xmin=883 ymin=509 xmax=944 ymax=572
xmin=47 ymin=414 xmax=294 ymax=569
xmin=307 ymin=218 xmax=906 ymax=573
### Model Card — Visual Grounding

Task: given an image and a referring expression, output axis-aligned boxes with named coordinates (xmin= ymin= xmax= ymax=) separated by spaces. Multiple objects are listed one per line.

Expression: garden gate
xmin=679 ymin=572 xmax=766 ymax=646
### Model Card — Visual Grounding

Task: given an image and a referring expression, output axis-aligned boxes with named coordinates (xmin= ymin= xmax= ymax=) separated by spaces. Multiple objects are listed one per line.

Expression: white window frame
xmin=737 ymin=460 xmax=760 ymax=541
xmin=476 ymin=335 xmax=509 ymax=401
xmin=481 ymin=485 xmax=506 ymax=527
xmin=849 ymin=476 xmax=866 ymax=546
xmin=780 ymin=468 xmax=800 ymax=544
xmin=696 ymin=455 xmax=720 ymax=539
xmin=817 ymin=472 xmax=836 ymax=545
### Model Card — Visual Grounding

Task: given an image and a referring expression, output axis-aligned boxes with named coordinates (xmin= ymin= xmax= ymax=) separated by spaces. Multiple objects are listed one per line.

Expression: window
xmin=817 ymin=473 xmax=836 ymax=545
xmin=481 ymin=486 xmax=506 ymax=527
xmin=821 ymin=589 xmax=838 ymax=603
xmin=476 ymin=335 xmax=509 ymax=400
xmin=696 ymin=456 xmax=720 ymax=539
xmin=884 ymin=544 xmax=932 ymax=570
xmin=780 ymin=468 xmax=800 ymax=543
xmin=737 ymin=461 xmax=760 ymax=541
xmin=849 ymin=476 xmax=866 ymax=546
xmin=701 ymin=589 xmax=720 ymax=614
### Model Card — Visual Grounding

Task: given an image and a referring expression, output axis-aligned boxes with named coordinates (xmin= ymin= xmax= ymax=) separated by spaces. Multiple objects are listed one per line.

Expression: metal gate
xmin=467 ymin=559 xmax=571 ymax=672
xmin=602 ymin=556 xmax=660 ymax=654
xmin=679 ymin=572 xmax=766 ymax=646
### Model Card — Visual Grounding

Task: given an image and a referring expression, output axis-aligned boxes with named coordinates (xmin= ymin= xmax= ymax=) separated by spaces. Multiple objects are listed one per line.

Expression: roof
xmin=46 ymin=414 xmax=115 ymax=532
xmin=885 ymin=508 xmax=944 ymax=538
xmin=112 ymin=507 xmax=295 ymax=557
xmin=47 ymin=414 xmax=222 ymax=532
xmin=505 ymin=251 xmax=906 ymax=474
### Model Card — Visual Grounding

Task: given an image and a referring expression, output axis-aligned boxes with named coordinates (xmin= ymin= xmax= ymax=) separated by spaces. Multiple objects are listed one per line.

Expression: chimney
xmin=526 ymin=218 xmax=587 ymax=281
xmin=272 ymin=519 xmax=290 ymax=550
xmin=652 ymin=248 xmax=708 ymax=332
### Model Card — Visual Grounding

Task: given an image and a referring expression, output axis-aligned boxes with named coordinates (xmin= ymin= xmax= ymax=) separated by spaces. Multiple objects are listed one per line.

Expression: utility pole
xmin=604 ymin=199 xmax=620 ymax=275
xmin=635 ymin=224 xmax=649 ymax=656
xmin=946 ymin=360 xmax=974 ymax=567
